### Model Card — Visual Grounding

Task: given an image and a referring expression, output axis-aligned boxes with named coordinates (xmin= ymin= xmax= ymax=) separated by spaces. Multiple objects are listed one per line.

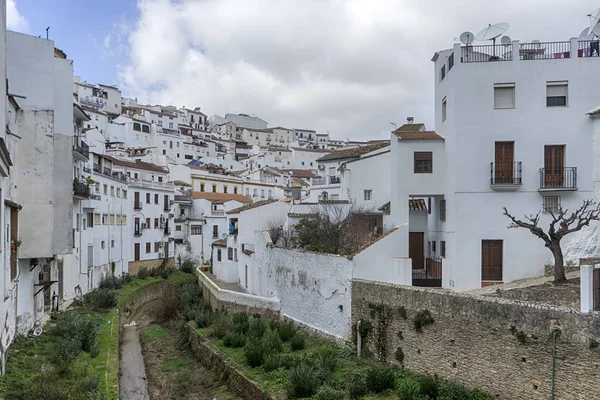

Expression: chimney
xmin=407 ymin=117 xmax=414 ymax=124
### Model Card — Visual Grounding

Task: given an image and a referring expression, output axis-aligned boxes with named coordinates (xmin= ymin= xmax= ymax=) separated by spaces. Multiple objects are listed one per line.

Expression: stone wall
xmin=485 ymin=279 xmax=580 ymax=309
xmin=127 ymin=257 xmax=174 ymax=276
xmin=186 ymin=323 xmax=272 ymax=400
xmin=352 ymin=279 xmax=600 ymax=400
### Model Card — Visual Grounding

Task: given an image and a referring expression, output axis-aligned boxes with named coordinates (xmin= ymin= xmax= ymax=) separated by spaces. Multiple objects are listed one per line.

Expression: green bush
xmin=248 ymin=318 xmax=267 ymax=339
xmin=223 ymin=331 xmax=246 ymax=348
xmin=209 ymin=312 xmax=230 ymax=339
xmin=417 ymin=375 xmax=439 ymax=399
xmin=397 ymin=378 xmax=422 ymax=400
xmin=413 ymin=310 xmax=434 ymax=332
xmin=290 ymin=332 xmax=306 ymax=351
xmin=138 ymin=267 xmax=151 ymax=279
xmin=195 ymin=310 xmax=212 ymax=328
xmin=262 ymin=354 xmax=281 ymax=372
xmin=232 ymin=313 xmax=250 ymax=334
xmin=244 ymin=338 xmax=266 ymax=367
xmin=120 ymin=273 xmax=133 ymax=285
xmin=315 ymin=385 xmax=346 ymax=400
xmin=314 ymin=348 xmax=337 ymax=381
xmin=395 ymin=346 xmax=405 ymax=364
xmin=347 ymin=372 xmax=369 ymax=399
xmin=276 ymin=321 xmax=296 ymax=342
xmin=181 ymin=259 xmax=195 ymax=274
xmin=261 ymin=329 xmax=283 ymax=353
xmin=52 ymin=312 xmax=100 ymax=363
xmin=279 ymin=353 xmax=304 ymax=370
xmin=366 ymin=364 xmax=397 ymax=393
xmin=53 ymin=336 xmax=82 ymax=370
xmin=287 ymin=362 xmax=320 ymax=398
xmin=84 ymin=288 xmax=117 ymax=309
xmin=98 ymin=276 xmax=123 ymax=290
xmin=80 ymin=318 xmax=100 ymax=355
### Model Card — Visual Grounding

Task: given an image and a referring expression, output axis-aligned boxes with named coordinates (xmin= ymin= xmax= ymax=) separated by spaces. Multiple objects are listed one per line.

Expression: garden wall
xmin=352 ymin=279 xmax=600 ymax=400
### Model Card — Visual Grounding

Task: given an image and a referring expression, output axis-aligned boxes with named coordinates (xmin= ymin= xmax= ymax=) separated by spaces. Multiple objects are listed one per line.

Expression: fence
xmin=578 ymin=40 xmax=600 ymax=58
xmin=412 ymin=257 xmax=442 ymax=287
xmin=461 ymin=44 xmax=512 ymax=63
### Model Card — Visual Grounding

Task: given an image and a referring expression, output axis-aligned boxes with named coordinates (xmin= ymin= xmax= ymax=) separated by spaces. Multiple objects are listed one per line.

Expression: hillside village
xmin=1 ymin=1 xmax=600 ymax=399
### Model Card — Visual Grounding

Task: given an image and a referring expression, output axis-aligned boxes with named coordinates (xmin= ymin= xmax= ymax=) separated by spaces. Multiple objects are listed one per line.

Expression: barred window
xmin=191 ymin=225 xmax=202 ymax=235
xmin=543 ymin=196 xmax=561 ymax=213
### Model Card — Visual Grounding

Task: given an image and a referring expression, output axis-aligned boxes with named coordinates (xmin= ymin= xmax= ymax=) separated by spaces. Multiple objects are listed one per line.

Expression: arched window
xmin=142 ymin=124 xmax=150 ymax=133
xmin=133 ymin=122 xmax=141 ymax=131
xmin=321 ymin=191 xmax=328 ymax=200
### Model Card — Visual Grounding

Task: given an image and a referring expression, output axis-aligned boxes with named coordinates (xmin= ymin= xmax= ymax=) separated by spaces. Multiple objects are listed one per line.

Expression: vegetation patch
xmin=413 ymin=309 xmax=435 ymax=333
xmin=141 ymin=324 xmax=173 ymax=344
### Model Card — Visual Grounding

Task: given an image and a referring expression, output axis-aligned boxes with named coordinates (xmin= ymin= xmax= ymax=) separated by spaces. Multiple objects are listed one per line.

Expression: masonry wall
xmin=352 ymin=280 xmax=600 ymax=400
xmin=128 ymin=257 xmax=174 ymax=275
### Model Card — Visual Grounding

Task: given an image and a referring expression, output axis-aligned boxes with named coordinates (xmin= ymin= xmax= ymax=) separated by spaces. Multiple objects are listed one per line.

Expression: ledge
xmin=490 ymin=183 xmax=521 ymax=191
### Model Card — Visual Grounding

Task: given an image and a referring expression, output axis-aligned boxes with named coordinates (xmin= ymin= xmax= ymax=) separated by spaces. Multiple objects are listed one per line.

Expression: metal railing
xmin=490 ymin=162 xmax=522 ymax=185
xmin=103 ymin=167 xmax=111 ymax=176
xmin=212 ymin=210 xmax=225 ymax=216
xmin=578 ymin=40 xmax=600 ymax=58
xmin=461 ymin=44 xmax=512 ymax=63
xmin=93 ymin=164 xmax=101 ymax=173
xmin=163 ymin=227 xmax=172 ymax=236
xmin=412 ymin=257 xmax=442 ymax=287
xmin=73 ymin=182 xmax=90 ymax=198
xmin=329 ymin=176 xmax=341 ymax=184
xmin=134 ymin=229 xmax=142 ymax=237
xmin=73 ymin=140 xmax=90 ymax=159
xmin=134 ymin=202 xmax=143 ymax=210
xmin=174 ymin=194 xmax=192 ymax=202
xmin=519 ymin=41 xmax=570 ymax=60
xmin=83 ymin=166 xmax=91 ymax=173
xmin=312 ymin=177 xmax=326 ymax=186
xmin=539 ymin=167 xmax=577 ymax=190
xmin=128 ymin=177 xmax=174 ymax=190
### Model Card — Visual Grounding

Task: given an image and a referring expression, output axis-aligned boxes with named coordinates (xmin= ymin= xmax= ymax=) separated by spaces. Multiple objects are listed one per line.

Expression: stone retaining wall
xmin=352 ymin=279 xmax=600 ymax=400
xmin=128 ymin=257 xmax=174 ymax=275
xmin=186 ymin=323 xmax=272 ymax=400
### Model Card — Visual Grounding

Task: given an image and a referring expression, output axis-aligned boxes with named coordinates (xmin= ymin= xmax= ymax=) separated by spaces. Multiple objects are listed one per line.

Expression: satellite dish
xmin=593 ymin=22 xmax=600 ymax=37
xmin=579 ymin=27 xmax=593 ymax=40
xmin=500 ymin=35 xmax=511 ymax=45
xmin=475 ymin=23 xmax=510 ymax=41
xmin=460 ymin=31 xmax=474 ymax=45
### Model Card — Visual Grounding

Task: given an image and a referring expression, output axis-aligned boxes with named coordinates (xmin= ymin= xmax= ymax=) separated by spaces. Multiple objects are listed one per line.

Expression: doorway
xmin=134 ymin=243 xmax=140 ymax=261
xmin=409 ymin=232 xmax=425 ymax=270
xmin=495 ymin=142 xmax=514 ymax=183
xmin=482 ymin=240 xmax=503 ymax=281
xmin=544 ymin=145 xmax=565 ymax=187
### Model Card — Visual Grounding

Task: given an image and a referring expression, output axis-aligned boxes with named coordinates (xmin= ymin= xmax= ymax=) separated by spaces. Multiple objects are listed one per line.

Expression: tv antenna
xmin=459 ymin=31 xmax=474 ymax=45
xmin=475 ymin=23 xmax=509 ymax=58
xmin=46 ymin=27 xmax=50 ymax=40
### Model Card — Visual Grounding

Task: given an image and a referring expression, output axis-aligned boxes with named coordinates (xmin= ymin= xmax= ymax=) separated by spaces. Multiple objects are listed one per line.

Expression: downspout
xmin=357 ymin=320 xmax=362 ymax=357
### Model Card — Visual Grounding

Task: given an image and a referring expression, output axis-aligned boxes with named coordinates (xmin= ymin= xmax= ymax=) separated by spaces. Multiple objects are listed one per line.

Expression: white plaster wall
xmin=342 ymin=151 xmax=390 ymax=210
xmin=352 ymin=228 xmax=408 ymax=285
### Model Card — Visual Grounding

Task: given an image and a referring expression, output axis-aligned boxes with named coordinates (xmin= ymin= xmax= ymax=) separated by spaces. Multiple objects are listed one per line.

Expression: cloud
xmin=117 ymin=0 xmax=598 ymax=140
xmin=6 ymin=0 xmax=29 ymax=33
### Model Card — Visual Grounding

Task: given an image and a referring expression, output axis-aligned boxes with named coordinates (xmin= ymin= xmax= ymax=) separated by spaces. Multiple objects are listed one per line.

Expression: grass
xmin=163 ymin=358 xmax=186 ymax=372
xmin=142 ymin=324 xmax=173 ymax=344
xmin=0 ymin=270 xmax=195 ymax=400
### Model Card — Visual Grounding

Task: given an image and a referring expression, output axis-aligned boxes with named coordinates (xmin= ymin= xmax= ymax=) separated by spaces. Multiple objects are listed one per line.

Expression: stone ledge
xmin=186 ymin=323 xmax=273 ymax=400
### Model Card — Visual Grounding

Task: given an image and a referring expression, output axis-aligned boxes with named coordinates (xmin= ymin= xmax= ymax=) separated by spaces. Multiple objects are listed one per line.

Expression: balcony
xmin=539 ymin=167 xmax=577 ymax=191
xmin=93 ymin=163 xmax=101 ymax=173
xmin=128 ymin=177 xmax=175 ymax=191
xmin=490 ymin=162 xmax=522 ymax=191
xmin=73 ymin=181 xmax=90 ymax=199
xmin=329 ymin=176 xmax=341 ymax=184
xmin=163 ymin=205 xmax=172 ymax=212
xmin=211 ymin=210 xmax=225 ymax=216
xmin=312 ymin=177 xmax=326 ymax=186
xmin=578 ymin=40 xmax=600 ymax=58
xmin=72 ymin=139 xmax=90 ymax=161
xmin=163 ymin=227 xmax=172 ymax=236
xmin=134 ymin=229 xmax=142 ymax=237
xmin=83 ymin=166 xmax=91 ymax=173
xmin=134 ymin=202 xmax=143 ymax=211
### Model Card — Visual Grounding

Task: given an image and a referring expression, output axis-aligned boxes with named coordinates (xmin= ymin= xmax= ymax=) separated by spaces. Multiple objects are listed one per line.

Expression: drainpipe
xmin=357 ymin=320 xmax=362 ymax=357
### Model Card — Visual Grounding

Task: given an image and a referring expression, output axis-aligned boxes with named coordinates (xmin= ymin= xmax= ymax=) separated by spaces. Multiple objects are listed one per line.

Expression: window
xmin=440 ymin=199 xmax=447 ymax=222
xmin=185 ymin=155 xmax=193 ymax=160
xmin=170 ymin=141 xmax=173 ymax=149
xmin=154 ymin=194 xmax=159 ymax=204
xmin=217 ymin=249 xmax=222 ymax=262
xmin=212 ymin=184 xmax=217 ymax=193
xmin=414 ymin=152 xmax=433 ymax=173
xmin=364 ymin=190 xmax=372 ymax=201
xmin=103 ymin=184 xmax=108 ymax=195
xmin=110 ymin=186 xmax=114 ymax=196
xmin=432 ymin=241 xmax=436 ymax=254
xmin=110 ymin=214 xmax=115 ymax=225
xmin=142 ymin=125 xmax=150 ymax=133
xmin=158 ymin=176 xmax=163 ymax=182
xmin=163 ymin=150 xmax=166 ymax=155
xmin=122 ymin=215 xmax=127 ymax=225
xmin=95 ymin=213 xmax=101 ymax=225
xmin=111 ymin=240 xmax=115 ymax=248
xmin=440 ymin=65 xmax=446 ymax=81
xmin=101 ymin=241 xmax=106 ymax=249
xmin=261 ymin=189 xmax=265 ymax=198
xmin=234 ymin=187 xmax=238 ymax=194
xmin=301 ymin=161 xmax=305 ymax=166
xmin=200 ymin=183 xmax=205 ymax=192
xmin=546 ymin=81 xmax=568 ymax=107
xmin=177 ymin=153 xmax=180 ymax=158
xmin=191 ymin=225 xmax=202 ymax=235
xmin=441 ymin=97 xmax=447 ymax=121
xmin=543 ymin=196 xmax=561 ymax=213
xmin=176 ymin=225 xmax=182 ymax=231
xmin=268 ymin=189 xmax=272 ymax=199
xmin=146 ymin=242 xmax=151 ymax=253
xmin=441 ymin=241 xmax=446 ymax=257
xmin=428 ymin=197 xmax=431 ymax=214
xmin=177 ymin=142 xmax=180 ymax=148
xmin=143 ymin=193 xmax=149 ymax=203
xmin=154 ymin=218 xmax=159 ymax=228
xmin=163 ymin=140 xmax=167 ymax=145
xmin=102 ymin=214 xmax=107 ymax=224
xmin=133 ymin=122 xmax=141 ymax=131
xmin=224 ymin=185 xmax=228 ymax=193
xmin=228 ymin=247 xmax=234 ymax=260
xmin=246 ymin=188 xmax=250 ymax=197
xmin=122 ymin=190 xmax=127 ymax=199
xmin=169 ymin=122 xmax=173 ymax=129
xmin=87 ymin=213 xmax=94 ymax=228
xmin=154 ymin=242 xmax=160 ymax=252
xmin=117 ymin=188 xmax=121 ymax=198
xmin=494 ymin=83 xmax=515 ymax=109
xmin=158 ymin=120 xmax=162 ymax=127
xmin=213 ymin=225 xmax=219 ymax=238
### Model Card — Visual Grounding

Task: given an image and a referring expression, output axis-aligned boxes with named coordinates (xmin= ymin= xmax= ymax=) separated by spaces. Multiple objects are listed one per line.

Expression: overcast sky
xmin=8 ymin=0 xmax=600 ymax=140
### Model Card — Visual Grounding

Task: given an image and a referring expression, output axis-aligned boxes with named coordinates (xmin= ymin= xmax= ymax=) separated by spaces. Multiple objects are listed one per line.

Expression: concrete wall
xmin=342 ymin=151 xmax=390 ymax=211
xmin=352 ymin=279 xmax=600 ymax=400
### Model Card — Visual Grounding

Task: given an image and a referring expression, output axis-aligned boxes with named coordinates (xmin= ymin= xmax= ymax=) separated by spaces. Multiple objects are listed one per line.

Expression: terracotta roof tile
xmin=228 ymin=199 xmax=277 ymax=214
xmin=288 ymin=212 xmax=318 ymax=218
xmin=191 ymin=192 xmax=252 ymax=204
xmin=242 ymin=249 xmax=255 ymax=255
xmin=291 ymin=147 xmax=331 ymax=153
xmin=319 ymin=199 xmax=350 ymax=204
xmin=103 ymin=156 xmax=168 ymax=174
xmin=393 ymin=130 xmax=444 ymax=141
xmin=409 ymin=199 xmax=427 ymax=211
xmin=281 ymin=169 xmax=319 ymax=179
xmin=212 ymin=239 xmax=227 ymax=247
xmin=395 ymin=123 xmax=425 ymax=132
xmin=316 ymin=142 xmax=390 ymax=162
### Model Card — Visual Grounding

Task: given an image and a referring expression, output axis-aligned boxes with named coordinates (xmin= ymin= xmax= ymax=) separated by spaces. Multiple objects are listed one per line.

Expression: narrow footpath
xmin=120 ymin=318 xmax=152 ymax=399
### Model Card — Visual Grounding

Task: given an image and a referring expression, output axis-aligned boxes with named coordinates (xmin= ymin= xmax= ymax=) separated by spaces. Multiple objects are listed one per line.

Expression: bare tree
xmin=503 ymin=199 xmax=600 ymax=283
xmin=264 ymin=217 xmax=295 ymax=248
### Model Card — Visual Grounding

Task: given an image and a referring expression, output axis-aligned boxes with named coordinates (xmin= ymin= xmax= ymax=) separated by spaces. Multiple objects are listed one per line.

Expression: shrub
xmin=395 ymin=346 xmax=405 ymax=364
xmin=276 ymin=321 xmax=296 ymax=342
xmin=347 ymin=372 xmax=369 ymax=399
xmin=232 ymin=312 xmax=250 ymax=334
xmin=315 ymin=385 xmax=346 ymax=400
xmin=223 ymin=331 xmax=246 ymax=348
xmin=263 ymin=354 xmax=281 ymax=372
xmin=417 ymin=375 xmax=439 ymax=399
xmin=413 ymin=310 xmax=434 ymax=332
xmin=262 ymin=329 xmax=283 ymax=353
xmin=79 ymin=318 xmax=100 ymax=355
xmin=287 ymin=362 xmax=320 ymax=398
xmin=279 ymin=353 xmax=304 ymax=370
xmin=397 ymin=379 xmax=422 ymax=400
xmin=244 ymin=338 xmax=266 ymax=367
xmin=248 ymin=318 xmax=267 ymax=339
xmin=53 ymin=336 xmax=82 ymax=370
xmin=438 ymin=380 xmax=472 ymax=400
xmin=120 ymin=273 xmax=133 ymax=285
xmin=98 ymin=276 xmax=123 ymax=290
xmin=314 ymin=347 xmax=337 ymax=381
xmin=138 ymin=267 xmax=151 ymax=279
xmin=209 ymin=312 xmax=230 ymax=339
xmin=181 ymin=259 xmax=195 ymax=274
xmin=195 ymin=310 xmax=212 ymax=328
xmin=84 ymin=288 xmax=118 ymax=309
xmin=290 ymin=332 xmax=306 ymax=351
xmin=179 ymin=282 xmax=204 ymax=314
xmin=366 ymin=364 xmax=397 ymax=393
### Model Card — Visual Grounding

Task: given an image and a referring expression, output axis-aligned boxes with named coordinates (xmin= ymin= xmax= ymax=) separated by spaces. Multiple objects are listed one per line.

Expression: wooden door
xmin=544 ymin=145 xmax=564 ymax=187
xmin=482 ymin=240 xmax=503 ymax=281
xmin=164 ymin=242 xmax=169 ymax=259
xmin=134 ymin=243 xmax=140 ymax=261
xmin=593 ymin=268 xmax=600 ymax=312
xmin=409 ymin=232 xmax=425 ymax=270
xmin=134 ymin=191 xmax=140 ymax=207
xmin=495 ymin=142 xmax=514 ymax=183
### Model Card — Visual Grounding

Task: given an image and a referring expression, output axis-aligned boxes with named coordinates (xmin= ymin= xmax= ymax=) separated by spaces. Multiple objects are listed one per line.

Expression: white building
xmin=73 ymin=77 xmax=122 ymax=115
xmin=210 ymin=113 xmax=267 ymax=131
xmin=290 ymin=147 xmax=330 ymax=169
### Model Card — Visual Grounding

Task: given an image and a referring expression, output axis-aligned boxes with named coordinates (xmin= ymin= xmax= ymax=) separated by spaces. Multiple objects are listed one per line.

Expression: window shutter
xmin=494 ymin=86 xmax=515 ymax=109
xmin=547 ymin=84 xmax=567 ymax=97
xmin=440 ymin=199 xmax=447 ymax=222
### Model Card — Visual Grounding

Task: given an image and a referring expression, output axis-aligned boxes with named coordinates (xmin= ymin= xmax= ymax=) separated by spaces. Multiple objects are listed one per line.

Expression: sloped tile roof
xmin=288 ymin=212 xmax=318 ymax=218
xmin=191 ymin=192 xmax=252 ymax=204
xmin=227 ymin=199 xmax=277 ymax=214
xmin=395 ymin=123 xmax=425 ymax=132
xmin=291 ymin=147 xmax=331 ymax=153
xmin=104 ymin=156 xmax=168 ymax=174
xmin=393 ymin=130 xmax=444 ymax=141
xmin=281 ymin=169 xmax=319 ymax=179
xmin=316 ymin=142 xmax=390 ymax=162
xmin=319 ymin=199 xmax=350 ymax=204
xmin=409 ymin=199 xmax=427 ymax=211
xmin=212 ymin=239 xmax=227 ymax=247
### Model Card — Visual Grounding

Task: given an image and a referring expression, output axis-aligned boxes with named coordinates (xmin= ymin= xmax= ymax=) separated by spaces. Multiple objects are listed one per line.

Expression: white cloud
xmin=6 ymin=0 xmax=29 ymax=33
xmin=117 ymin=0 xmax=599 ymax=140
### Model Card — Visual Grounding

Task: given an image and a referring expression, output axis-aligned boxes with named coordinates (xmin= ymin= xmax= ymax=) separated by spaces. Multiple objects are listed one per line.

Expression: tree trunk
xmin=550 ymin=244 xmax=567 ymax=283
